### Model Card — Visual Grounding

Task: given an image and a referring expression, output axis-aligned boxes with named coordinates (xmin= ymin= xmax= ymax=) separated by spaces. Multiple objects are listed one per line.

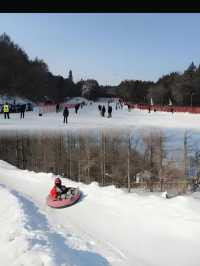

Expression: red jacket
xmin=50 ymin=186 xmax=59 ymax=199
xmin=50 ymin=185 xmax=68 ymax=199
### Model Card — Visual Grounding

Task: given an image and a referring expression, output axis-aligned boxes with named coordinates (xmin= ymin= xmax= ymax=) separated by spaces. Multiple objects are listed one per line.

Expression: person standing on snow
xmin=20 ymin=104 xmax=26 ymax=119
xmin=75 ymin=104 xmax=80 ymax=114
xmin=3 ymin=102 xmax=10 ymax=119
xmin=50 ymin=177 xmax=70 ymax=199
xmin=63 ymin=106 xmax=69 ymax=124
xmin=56 ymin=103 xmax=60 ymax=113
xmin=101 ymin=105 xmax=106 ymax=117
xmin=108 ymin=105 xmax=112 ymax=118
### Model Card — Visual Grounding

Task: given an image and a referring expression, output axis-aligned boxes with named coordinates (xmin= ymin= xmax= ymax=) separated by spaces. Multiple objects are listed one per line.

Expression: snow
xmin=1 ymin=98 xmax=200 ymax=265
xmin=1 ymin=160 xmax=200 ymax=266
xmin=1 ymin=101 xmax=200 ymax=134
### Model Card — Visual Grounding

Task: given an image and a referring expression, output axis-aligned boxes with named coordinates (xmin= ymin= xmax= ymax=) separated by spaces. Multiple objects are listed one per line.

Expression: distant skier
xmin=108 ymin=105 xmax=112 ymax=118
xmin=171 ymin=108 xmax=174 ymax=114
xmin=3 ymin=102 xmax=10 ymax=119
xmin=148 ymin=106 xmax=151 ymax=113
xmin=20 ymin=104 xmax=26 ymax=119
xmin=98 ymin=105 xmax=102 ymax=113
xmin=56 ymin=103 xmax=60 ymax=113
xmin=101 ymin=105 xmax=106 ymax=117
xmin=75 ymin=104 xmax=80 ymax=114
xmin=63 ymin=106 xmax=69 ymax=124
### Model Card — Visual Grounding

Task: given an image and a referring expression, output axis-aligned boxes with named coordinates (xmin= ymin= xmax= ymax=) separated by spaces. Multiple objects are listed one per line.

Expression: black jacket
xmin=63 ymin=107 xmax=69 ymax=116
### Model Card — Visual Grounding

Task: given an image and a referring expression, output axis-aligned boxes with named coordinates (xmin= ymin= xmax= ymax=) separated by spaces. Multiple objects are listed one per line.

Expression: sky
xmin=0 ymin=13 xmax=200 ymax=85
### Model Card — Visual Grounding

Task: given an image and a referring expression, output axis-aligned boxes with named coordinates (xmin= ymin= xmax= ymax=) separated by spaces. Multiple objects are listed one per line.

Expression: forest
xmin=1 ymin=32 xmax=200 ymax=106
xmin=0 ymin=130 xmax=198 ymax=193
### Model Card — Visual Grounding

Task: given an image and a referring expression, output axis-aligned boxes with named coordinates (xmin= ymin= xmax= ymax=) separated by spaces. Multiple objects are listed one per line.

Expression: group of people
xmin=98 ymin=104 xmax=113 ymax=118
xmin=1 ymin=102 xmax=27 ymax=119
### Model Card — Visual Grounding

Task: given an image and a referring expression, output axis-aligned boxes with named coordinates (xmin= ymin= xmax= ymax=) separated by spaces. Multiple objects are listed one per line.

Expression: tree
xmin=68 ymin=70 xmax=73 ymax=82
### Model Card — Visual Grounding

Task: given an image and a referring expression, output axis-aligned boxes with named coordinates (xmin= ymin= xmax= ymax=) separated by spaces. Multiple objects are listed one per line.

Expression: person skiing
xmin=101 ymin=105 xmax=106 ymax=117
xmin=50 ymin=177 xmax=70 ymax=199
xmin=3 ymin=102 xmax=10 ymax=119
xmin=63 ymin=106 xmax=69 ymax=124
xmin=20 ymin=104 xmax=26 ymax=119
xmin=108 ymin=105 xmax=112 ymax=118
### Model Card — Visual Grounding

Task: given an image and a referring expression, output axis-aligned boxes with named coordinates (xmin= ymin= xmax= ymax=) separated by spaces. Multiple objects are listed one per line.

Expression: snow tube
xmin=47 ymin=187 xmax=81 ymax=208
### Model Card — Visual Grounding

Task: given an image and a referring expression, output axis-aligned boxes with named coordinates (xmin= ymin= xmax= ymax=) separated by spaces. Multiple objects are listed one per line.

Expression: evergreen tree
xmin=68 ymin=70 xmax=73 ymax=82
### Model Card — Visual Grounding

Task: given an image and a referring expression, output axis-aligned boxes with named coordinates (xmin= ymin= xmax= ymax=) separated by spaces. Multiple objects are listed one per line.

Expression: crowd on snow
xmin=1 ymin=98 xmax=128 ymax=123
xmin=54 ymin=99 xmax=126 ymax=124
xmin=0 ymin=101 xmax=33 ymax=119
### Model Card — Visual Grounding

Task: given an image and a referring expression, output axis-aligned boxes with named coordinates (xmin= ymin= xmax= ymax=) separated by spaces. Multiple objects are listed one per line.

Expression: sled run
xmin=1 ymin=160 xmax=200 ymax=266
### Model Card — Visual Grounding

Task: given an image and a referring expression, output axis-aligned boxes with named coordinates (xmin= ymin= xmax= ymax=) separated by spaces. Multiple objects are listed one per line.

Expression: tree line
xmin=1 ymin=32 xmax=200 ymax=105
xmin=0 ymin=130 xmax=198 ymax=192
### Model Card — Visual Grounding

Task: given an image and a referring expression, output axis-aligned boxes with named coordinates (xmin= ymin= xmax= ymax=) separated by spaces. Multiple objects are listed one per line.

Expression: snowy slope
xmin=1 ymin=160 xmax=200 ymax=266
xmin=1 ymin=102 xmax=200 ymax=133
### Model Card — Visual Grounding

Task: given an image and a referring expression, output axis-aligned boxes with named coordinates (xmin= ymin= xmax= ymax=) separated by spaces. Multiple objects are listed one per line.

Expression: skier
xmin=50 ymin=177 xmax=71 ymax=199
xmin=108 ymin=105 xmax=112 ymax=118
xmin=20 ymin=104 xmax=26 ymax=119
xmin=148 ymin=106 xmax=151 ymax=113
xmin=3 ymin=102 xmax=10 ymax=119
xmin=63 ymin=106 xmax=69 ymax=124
xmin=101 ymin=105 xmax=106 ymax=117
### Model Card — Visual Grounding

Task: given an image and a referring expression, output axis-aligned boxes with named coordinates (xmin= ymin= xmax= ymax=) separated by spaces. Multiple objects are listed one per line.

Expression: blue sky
xmin=0 ymin=13 xmax=200 ymax=85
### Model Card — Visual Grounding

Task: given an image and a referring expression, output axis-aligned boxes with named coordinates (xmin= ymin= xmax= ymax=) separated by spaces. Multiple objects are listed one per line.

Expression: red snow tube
xmin=47 ymin=188 xmax=81 ymax=208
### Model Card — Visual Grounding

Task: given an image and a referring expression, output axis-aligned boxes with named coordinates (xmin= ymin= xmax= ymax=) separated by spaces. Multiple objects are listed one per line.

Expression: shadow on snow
xmin=0 ymin=184 xmax=110 ymax=266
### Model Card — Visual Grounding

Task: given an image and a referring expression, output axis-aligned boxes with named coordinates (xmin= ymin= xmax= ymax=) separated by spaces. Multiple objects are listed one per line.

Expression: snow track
xmin=1 ymin=160 xmax=200 ymax=266
xmin=0 ymin=184 xmax=111 ymax=266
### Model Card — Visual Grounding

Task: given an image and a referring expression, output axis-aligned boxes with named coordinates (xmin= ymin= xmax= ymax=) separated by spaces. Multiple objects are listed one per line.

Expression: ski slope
xmin=1 ymin=101 xmax=200 ymax=133
xmin=1 ymin=160 xmax=200 ymax=266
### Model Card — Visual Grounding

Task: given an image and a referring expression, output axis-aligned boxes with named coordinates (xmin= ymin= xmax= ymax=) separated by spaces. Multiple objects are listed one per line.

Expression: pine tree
xmin=68 ymin=70 xmax=73 ymax=82
xmin=186 ymin=62 xmax=196 ymax=72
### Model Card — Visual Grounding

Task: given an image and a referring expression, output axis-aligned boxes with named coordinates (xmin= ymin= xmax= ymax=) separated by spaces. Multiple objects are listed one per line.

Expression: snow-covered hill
xmin=0 ymin=160 xmax=200 ymax=266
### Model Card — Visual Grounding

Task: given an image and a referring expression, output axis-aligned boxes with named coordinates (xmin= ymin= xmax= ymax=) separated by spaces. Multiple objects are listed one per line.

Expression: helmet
xmin=55 ymin=177 xmax=62 ymax=185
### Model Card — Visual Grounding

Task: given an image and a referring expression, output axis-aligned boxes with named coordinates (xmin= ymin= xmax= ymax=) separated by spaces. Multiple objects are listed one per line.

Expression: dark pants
xmin=20 ymin=111 xmax=25 ymax=119
xmin=63 ymin=116 xmax=68 ymax=123
xmin=4 ymin=113 xmax=9 ymax=119
xmin=108 ymin=112 xmax=112 ymax=118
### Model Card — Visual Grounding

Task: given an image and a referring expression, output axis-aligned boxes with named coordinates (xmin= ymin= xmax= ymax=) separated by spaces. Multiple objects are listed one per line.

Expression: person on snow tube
xmin=50 ymin=177 xmax=71 ymax=200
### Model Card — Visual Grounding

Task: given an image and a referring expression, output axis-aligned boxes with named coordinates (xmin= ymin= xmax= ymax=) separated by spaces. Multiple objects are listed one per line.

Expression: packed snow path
xmin=1 ymin=160 xmax=200 ymax=266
